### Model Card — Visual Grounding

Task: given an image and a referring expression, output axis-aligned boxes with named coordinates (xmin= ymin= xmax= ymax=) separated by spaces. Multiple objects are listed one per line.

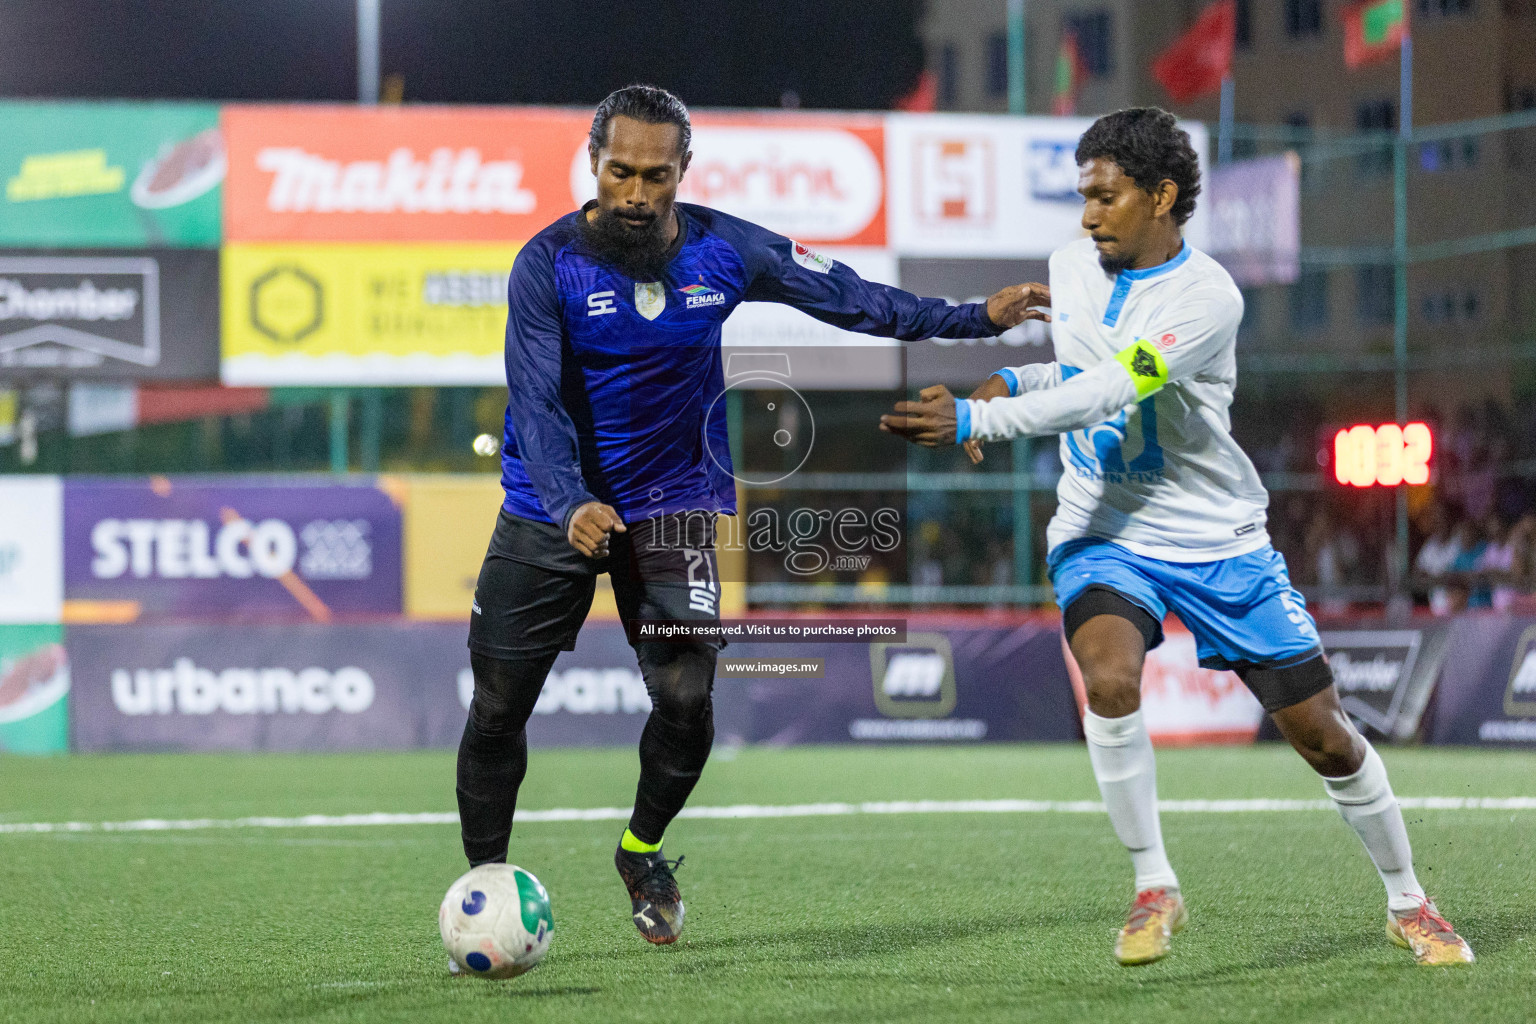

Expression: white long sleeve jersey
xmin=964 ymin=237 xmax=1270 ymax=562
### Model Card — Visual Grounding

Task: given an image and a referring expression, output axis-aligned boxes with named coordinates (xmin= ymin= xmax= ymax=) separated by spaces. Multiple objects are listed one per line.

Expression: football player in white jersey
xmin=882 ymin=108 xmax=1472 ymax=967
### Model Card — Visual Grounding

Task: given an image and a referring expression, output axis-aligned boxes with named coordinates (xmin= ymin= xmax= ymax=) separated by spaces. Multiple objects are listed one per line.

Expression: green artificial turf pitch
xmin=1 ymin=744 xmax=1533 ymax=1024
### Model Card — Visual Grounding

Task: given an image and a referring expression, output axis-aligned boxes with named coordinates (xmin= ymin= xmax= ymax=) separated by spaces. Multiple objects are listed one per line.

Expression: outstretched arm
xmin=733 ymin=219 xmax=1050 ymax=338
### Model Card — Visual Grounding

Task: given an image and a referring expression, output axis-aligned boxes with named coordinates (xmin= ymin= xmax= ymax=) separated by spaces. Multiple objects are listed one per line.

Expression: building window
xmin=1235 ymin=0 xmax=1253 ymax=50
xmin=987 ymin=32 xmax=1009 ymax=97
xmin=938 ymin=43 xmax=959 ymax=109
xmin=1420 ymin=287 xmax=1482 ymax=324
xmin=1286 ymin=111 xmax=1317 ymax=189
xmin=1355 ymin=99 xmax=1397 ymax=175
xmin=1290 ymin=269 xmax=1329 ymax=331
xmin=1419 ymin=137 xmax=1480 ymax=172
xmin=1418 ymin=0 xmax=1474 ymax=17
xmin=1357 ymin=265 xmax=1395 ymax=324
xmin=1284 ymin=0 xmax=1322 ymax=39
xmin=1064 ymin=11 xmax=1113 ymax=77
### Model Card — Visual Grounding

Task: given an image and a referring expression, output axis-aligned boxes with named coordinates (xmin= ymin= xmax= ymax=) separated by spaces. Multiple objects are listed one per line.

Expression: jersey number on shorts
xmin=1060 ymin=366 xmax=1164 ymax=477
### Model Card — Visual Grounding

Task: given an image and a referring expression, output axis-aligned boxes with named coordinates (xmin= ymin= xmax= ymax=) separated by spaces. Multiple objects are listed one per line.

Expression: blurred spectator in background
xmin=1302 ymin=504 xmax=1359 ymax=614
xmin=1414 ymin=500 xmax=1461 ymax=616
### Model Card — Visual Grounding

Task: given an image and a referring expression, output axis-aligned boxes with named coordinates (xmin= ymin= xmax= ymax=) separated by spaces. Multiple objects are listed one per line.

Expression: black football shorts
xmin=467 ymin=509 xmax=723 ymax=660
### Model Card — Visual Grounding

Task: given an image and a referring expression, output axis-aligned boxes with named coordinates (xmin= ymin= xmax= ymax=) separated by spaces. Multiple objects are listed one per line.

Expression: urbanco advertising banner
xmin=0 ymin=476 xmax=63 ymax=623
xmin=885 ymin=114 xmax=1209 ymax=258
xmin=1424 ymin=615 xmax=1536 ymax=746
xmin=66 ymin=621 xmax=680 ymax=752
xmin=224 ymin=105 xmax=886 ymax=247
xmin=1 ymin=249 xmax=219 ymax=379
xmin=0 ymin=623 xmax=69 ymax=753
xmin=63 ymin=477 xmax=402 ymax=620
xmin=0 ymin=101 xmax=223 ymax=248
xmin=727 ymin=619 xmax=1080 ymax=744
xmin=219 ymin=242 xmax=521 ymax=386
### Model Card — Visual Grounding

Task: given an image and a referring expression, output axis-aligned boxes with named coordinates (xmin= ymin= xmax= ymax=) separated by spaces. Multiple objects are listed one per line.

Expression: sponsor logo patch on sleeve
xmin=791 ymin=242 xmax=834 ymax=274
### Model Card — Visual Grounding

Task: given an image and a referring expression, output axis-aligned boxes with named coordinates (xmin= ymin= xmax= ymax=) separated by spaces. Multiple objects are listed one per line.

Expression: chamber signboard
xmin=0 ymin=250 xmax=219 ymax=379
xmin=0 ymin=101 xmax=222 ymax=248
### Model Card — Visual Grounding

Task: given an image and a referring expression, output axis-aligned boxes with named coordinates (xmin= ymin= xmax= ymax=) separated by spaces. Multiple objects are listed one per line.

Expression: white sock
xmin=1084 ymin=710 xmax=1178 ymax=893
xmin=1322 ymin=743 xmax=1425 ymax=914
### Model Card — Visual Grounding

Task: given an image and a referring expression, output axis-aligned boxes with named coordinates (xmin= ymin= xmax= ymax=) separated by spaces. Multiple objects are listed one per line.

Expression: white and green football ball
xmin=439 ymin=864 xmax=553 ymax=979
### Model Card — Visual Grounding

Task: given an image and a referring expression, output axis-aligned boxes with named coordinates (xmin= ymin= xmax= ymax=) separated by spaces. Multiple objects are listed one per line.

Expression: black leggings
xmin=456 ymin=642 xmax=717 ymax=866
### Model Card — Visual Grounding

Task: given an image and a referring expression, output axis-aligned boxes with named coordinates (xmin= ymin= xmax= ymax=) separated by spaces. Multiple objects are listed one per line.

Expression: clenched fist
xmin=567 ymin=501 xmax=626 ymax=558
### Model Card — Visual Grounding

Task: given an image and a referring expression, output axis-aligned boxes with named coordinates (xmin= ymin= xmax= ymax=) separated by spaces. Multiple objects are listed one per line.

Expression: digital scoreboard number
xmin=1331 ymin=423 xmax=1432 ymax=487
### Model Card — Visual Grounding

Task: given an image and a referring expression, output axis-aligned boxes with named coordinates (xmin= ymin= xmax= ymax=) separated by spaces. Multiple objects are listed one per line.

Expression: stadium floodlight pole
xmin=1007 ymin=0 xmax=1026 ymax=114
xmin=1391 ymin=29 xmax=1413 ymax=598
xmin=357 ymin=0 xmax=380 ymax=105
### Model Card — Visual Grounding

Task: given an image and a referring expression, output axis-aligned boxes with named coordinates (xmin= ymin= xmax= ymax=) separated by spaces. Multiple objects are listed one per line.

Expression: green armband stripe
xmin=1114 ymin=340 xmax=1169 ymax=400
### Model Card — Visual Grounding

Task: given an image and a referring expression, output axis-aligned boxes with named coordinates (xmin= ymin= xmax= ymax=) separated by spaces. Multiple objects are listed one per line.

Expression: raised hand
xmin=985 ymin=282 xmax=1052 ymax=331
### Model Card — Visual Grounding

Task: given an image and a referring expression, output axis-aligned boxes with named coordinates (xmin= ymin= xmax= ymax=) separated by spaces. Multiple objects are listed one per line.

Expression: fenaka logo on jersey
xmin=634 ymin=282 xmax=665 ymax=320
xmin=679 ymin=280 xmax=725 ymax=310
xmin=911 ymin=136 xmax=994 ymax=226
xmin=792 ymin=242 xmax=834 ymax=275
xmin=1504 ymin=625 xmax=1536 ymax=718
xmin=870 ymin=633 xmax=956 ymax=719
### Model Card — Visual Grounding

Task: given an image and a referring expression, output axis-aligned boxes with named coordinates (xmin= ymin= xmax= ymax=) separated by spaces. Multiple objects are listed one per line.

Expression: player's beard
xmin=580 ymin=205 xmax=675 ymax=281
xmin=1096 ymin=246 xmax=1137 ymax=275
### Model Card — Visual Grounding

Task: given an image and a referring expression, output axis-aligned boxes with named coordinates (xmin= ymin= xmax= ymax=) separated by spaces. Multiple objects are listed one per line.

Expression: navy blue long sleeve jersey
xmin=500 ymin=202 xmax=1000 ymax=531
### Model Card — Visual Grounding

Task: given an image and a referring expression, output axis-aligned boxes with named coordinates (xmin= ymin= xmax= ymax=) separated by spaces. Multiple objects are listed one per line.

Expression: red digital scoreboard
xmin=1331 ymin=423 xmax=1433 ymax=487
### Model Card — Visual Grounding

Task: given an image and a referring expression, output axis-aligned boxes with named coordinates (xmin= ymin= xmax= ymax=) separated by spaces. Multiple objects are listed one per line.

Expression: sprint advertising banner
xmin=220 ymin=243 xmax=520 ymax=385
xmin=0 ymin=101 xmax=223 ymax=248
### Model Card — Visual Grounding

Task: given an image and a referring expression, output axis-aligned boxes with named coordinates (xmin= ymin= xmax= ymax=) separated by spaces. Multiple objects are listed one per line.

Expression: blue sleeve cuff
xmin=953 ymin=397 xmax=972 ymax=444
xmin=996 ymin=367 xmax=1021 ymax=397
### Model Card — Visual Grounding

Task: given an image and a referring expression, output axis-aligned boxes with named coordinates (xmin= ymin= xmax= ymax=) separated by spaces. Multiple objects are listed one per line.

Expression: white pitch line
xmin=1 ymin=797 xmax=1533 ymax=836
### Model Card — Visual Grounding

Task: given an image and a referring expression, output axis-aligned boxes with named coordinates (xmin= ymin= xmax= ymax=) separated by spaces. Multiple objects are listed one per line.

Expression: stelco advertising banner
xmin=63 ymin=477 xmax=402 ymax=619
xmin=0 ymin=101 xmax=223 ymax=248
xmin=1 ymin=250 xmax=219 ymax=378
xmin=884 ymin=113 xmax=1209 ymax=258
xmin=219 ymin=242 xmax=520 ymax=386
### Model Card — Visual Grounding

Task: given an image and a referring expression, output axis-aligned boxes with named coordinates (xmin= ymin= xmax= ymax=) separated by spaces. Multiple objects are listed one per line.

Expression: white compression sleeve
xmin=1083 ymin=709 xmax=1178 ymax=893
xmin=1322 ymin=743 xmax=1425 ymax=913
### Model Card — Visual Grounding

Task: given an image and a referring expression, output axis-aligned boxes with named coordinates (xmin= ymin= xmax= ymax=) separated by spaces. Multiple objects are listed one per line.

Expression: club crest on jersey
xmin=792 ymin=242 xmax=834 ymax=274
xmin=634 ymin=282 xmax=666 ymax=320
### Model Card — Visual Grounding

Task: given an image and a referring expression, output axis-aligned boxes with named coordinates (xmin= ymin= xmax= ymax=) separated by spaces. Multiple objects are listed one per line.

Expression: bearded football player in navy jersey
xmin=456 ymin=84 xmax=1047 ymax=949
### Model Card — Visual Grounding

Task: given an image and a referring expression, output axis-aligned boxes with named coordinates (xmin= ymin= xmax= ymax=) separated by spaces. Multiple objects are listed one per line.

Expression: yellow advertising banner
xmin=398 ymin=474 xmax=743 ymax=622
xmin=221 ymin=242 xmax=520 ymax=386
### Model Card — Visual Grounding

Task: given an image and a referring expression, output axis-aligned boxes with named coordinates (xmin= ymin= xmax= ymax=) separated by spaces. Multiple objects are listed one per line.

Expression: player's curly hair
xmin=1075 ymin=108 xmax=1201 ymax=226
xmin=589 ymin=84 xmax=692 ymax=156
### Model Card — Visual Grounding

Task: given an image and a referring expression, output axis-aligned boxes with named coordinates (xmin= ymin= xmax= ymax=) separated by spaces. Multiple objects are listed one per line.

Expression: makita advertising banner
xmin=65 ymin=618 xmax=1081 ymax=751
xmin=0 ymin=249 xmax=219 ymax=379
xmin=63 ymin=477 xmax=402 ymax=619
xmin=0 ymin=101 xmax=223 ymax=248
xmin=1425 ymin=615 xmax=1536 ymax=746
xmin=222 ymin=105 xmax=886 ymax=247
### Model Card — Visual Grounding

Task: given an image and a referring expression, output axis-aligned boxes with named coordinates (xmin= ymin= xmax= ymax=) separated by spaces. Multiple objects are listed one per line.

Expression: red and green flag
xmin=1343 ymin=0 xmax=1407 ymax=69
xmin=1052 ymin=32 xmax=1084 ymax=115
xmin=1151 ymin=0 xmax=1236 ymax=104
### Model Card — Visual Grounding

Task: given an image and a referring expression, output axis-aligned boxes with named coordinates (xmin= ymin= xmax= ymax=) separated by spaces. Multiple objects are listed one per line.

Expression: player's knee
xmin=1080 ymin=660 xmax=1143 ymax=718
xmin=638 ymin=643 xmax=716 ymax=725
xmin=1295 ymin=723 xmax=1364 ymax=777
